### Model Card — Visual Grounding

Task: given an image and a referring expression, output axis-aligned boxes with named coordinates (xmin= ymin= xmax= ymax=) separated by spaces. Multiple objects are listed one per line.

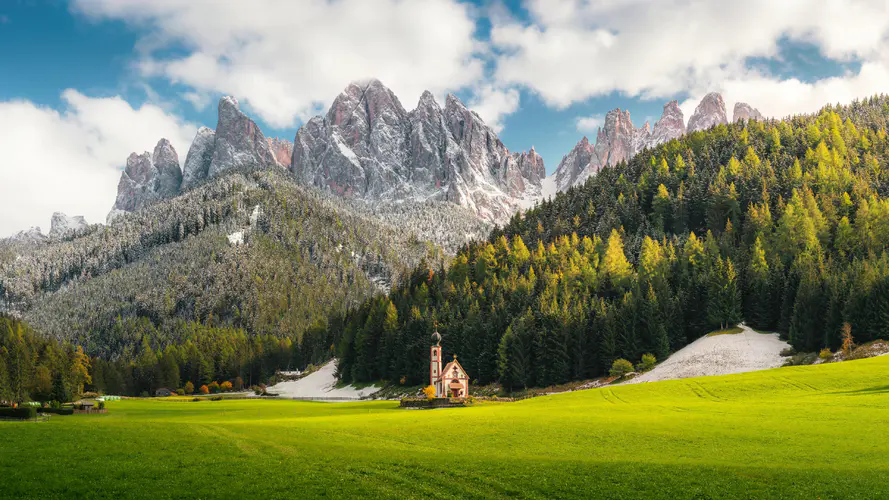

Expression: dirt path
xmin=627 ymin=323 xmax=790 ymax=384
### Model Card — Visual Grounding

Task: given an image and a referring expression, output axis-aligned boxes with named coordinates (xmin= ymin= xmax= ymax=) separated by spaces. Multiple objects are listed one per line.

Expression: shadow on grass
xmin=831 ymin=385 xmax=889 ymax=395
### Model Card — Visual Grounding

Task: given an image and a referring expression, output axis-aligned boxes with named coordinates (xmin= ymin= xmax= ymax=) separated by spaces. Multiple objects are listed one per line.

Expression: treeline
xmin=0 ymin=314 xmax=335 ymax=401
xmin=335 ymin=95 xmax=889 ymax=389
xmin=0 ymin=314 xmax=90 ymax=403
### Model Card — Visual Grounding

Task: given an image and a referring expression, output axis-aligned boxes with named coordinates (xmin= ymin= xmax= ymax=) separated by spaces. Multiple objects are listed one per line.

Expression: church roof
xmin=441 ymin=357 xmax=469 ymax=380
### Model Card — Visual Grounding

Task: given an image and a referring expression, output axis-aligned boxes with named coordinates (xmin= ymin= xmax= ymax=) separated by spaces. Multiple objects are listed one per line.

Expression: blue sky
xmin=1 ymin=0 xmax=888 ymax=236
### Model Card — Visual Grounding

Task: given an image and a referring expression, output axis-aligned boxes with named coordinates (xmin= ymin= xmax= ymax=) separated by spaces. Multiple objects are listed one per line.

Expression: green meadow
xmin=2 ymin=356 xmax=889 ymax=499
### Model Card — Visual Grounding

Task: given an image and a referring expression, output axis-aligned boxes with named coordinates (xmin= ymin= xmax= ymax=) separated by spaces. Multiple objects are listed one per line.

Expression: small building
xmin=430 ymin=331 xmax=470 ymax=398
xmin=155 ymin=388 xmax=173 ymax=397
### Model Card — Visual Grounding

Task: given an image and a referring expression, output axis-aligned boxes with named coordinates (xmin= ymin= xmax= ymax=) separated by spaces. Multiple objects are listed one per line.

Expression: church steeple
xmin=430 ymin=331 xmax=443 ymax=396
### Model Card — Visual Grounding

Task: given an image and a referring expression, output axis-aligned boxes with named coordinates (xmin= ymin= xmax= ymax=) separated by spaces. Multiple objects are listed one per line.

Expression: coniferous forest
xmin=335 ymin=96 xmax=889 ymax=389
xmin=7 ymin=96 xmax=889 ymax=398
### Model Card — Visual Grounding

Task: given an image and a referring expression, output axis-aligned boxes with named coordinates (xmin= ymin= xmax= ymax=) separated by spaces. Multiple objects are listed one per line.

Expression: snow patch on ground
xmin=266 ymin=361 xmax=380 ymax=401
xmin=540 ymin=175 xmax=558 ymax=199
xmin=627 ymin=323 xmax=790 ymax=384
xmin=228 ymin=231 xmax=244 ymax=245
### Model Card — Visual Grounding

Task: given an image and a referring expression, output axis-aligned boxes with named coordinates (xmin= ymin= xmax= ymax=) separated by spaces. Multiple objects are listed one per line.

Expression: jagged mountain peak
xmin=290 ymin=80 xmax=540 ymax=223
xmin=733 ymin=102 xmax=763 ymax=123
xmin=688 ymin=92 xmax=728 ymax=132
xmin=418 ymin=90 xmax=438 ymax=106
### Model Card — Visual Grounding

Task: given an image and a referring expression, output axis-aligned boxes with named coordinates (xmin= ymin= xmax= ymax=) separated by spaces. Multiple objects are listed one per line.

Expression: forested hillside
xmin=0 ymin=170 xmax=490 ymax=359
xmin=335 ymin=95 xmax=889 ymax=389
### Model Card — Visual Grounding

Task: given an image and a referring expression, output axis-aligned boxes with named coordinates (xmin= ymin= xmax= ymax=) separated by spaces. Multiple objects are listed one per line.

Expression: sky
xmin=1 ymin=0 xmax=888 ymax=237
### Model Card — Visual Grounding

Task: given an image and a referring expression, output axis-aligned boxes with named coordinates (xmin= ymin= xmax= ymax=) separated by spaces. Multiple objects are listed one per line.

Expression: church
xmin=429 ymin=331 xmax=469 ymax=398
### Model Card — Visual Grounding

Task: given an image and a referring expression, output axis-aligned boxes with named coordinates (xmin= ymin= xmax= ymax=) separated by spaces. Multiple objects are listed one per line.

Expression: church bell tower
xmin=430 ymin=331 xmax=442 ymax=396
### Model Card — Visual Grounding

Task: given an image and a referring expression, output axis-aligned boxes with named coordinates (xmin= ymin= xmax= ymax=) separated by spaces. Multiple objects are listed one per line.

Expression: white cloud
xmin=575 ymin=114 xmax=604 ymax=132
xmin=0 ymin=91 xmax=196 ymax=237
xmin=490 ymin=0 xmax=889 ymax=114
xmin=467 ymin=85 xmax=520 ymax=132
xmin=72 ymin=0 xmax=488 ymax=128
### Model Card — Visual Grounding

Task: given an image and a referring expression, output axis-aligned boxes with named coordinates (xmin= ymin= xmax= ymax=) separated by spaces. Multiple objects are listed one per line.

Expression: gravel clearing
xmin=627 ymin=323 xmax=790 ymax=384
xmin=266 ymin=361 xmax=380 ymax=400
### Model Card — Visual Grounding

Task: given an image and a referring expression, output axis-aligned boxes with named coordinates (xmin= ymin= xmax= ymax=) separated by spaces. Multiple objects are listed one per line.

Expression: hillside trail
xmin=626 ymin=323 xmax=790 ymax=384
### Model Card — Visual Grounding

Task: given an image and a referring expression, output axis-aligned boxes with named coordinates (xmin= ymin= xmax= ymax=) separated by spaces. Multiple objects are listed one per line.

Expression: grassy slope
xmin=2 ymin=356 xmax=888 ymax=499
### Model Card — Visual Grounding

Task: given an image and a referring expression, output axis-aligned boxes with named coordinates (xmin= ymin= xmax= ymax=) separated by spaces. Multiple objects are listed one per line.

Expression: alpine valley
xmin=2 ymin=78 xmax=769 ymax=373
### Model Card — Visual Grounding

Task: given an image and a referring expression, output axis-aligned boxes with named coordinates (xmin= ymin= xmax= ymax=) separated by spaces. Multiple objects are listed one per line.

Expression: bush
xmin=209 ymin=395 xmax=223 ymax=401
xmin=220 ymin=381 xmax=233 ymax=392
xmin=199 ymin=385 xmax=209 ymax=395
xmin=81 ymin=392 xmax=100 ymax=399
xmin=39 ymin=407 xmax=74 ymax=415
xmin=609 ymin=359 xmax=634 ymax=378
xmin=780 ymin=347 xmax=796 ymax=357
xmin=819 ymin=348 xmax=833 ymax=360
xmin=139 ymin=391 xmax=149 ymax=398
xmin=175 ymin=389 xmax=185 ymax=396
xmin=422 ymin=385 xmax=436 ymax=400
xmin=0 ymin=407 xmax=37 ymax=419
xmin=97 ymin=400 xmax=105 ymax=410
xmin=636 ymin=353 xmax=657 ymax=372
xmin=184 ymin=381 xmax=195 ymax=394
xmin=208 ymin=381 xmax=220 ymax=394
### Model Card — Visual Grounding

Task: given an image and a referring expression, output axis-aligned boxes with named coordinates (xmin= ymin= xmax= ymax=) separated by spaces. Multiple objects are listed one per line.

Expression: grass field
xmin=2 ymin=356 xmax=889 ymax=499
xmin=706 ymin=326 xmax=744 ymax=336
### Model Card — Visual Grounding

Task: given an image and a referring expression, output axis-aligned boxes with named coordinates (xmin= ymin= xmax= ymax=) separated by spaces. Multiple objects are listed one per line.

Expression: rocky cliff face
xmin=112 ymin=139 xmax=182 ymax=213
xmin=733 ymin=102 xmax=763 ymax=123
xmin=209 ymin=97 xmax=276 ymax=179
xmin=648 ymin=100 xmax=686 ymax=147
xmin=267 ymin=137 xmax=293 ymax=168
xmin=291 ymin=79 xmax=542 ymax=223
xmin=113 ymin=96 xmax=284 ymax=219
xmin=181 ymin=127 xmax=216 ymax=191
xmin=49 ymin=213 xmax=88 ymax=239
xmin=553 ymin=137 xmax=595 ymax=191
xmin=688 ymin=92 xmax=728 ymax=133
xmin=553 ymin=100 xmax=687 ymax=191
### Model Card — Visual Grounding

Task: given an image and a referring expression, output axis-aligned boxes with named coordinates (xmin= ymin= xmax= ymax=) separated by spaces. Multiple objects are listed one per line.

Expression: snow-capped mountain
xmin=106 ymin=83 xmax=757 ymax=227
xmin=291 ymin=79 xmax=543 ymax=223
xmin=49 ymin=212 xmax=88 ymax=239
xmin=112 ymin=96 xmax=281 ymax=220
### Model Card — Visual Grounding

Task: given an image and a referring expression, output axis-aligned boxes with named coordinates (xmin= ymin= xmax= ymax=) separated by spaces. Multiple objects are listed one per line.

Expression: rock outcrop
xmin=49 ymin=213 xmax=88 ymax=239
xmin=181 ymin=127 xmax=216 ymax=190
xmin=209 ymin=96 xmax=276 ymax=179
xmin=553 ymin=100 xmax=686 ymax=191
xmin=733 ymin=102 xmax=763 ymax=123
xmin=291 ymin=79 xmax=542 ymax=223
xmin=112 ymin=139 xmax=182 ymax=213
xmin=687 ymin=92 xmax=728 ymax=133
xmin=553 ymin=137 xmax=595 ymax=191
xmin=6 ymin=227 xmax=46 ymax=244
xmin=648 ymin=100 xmax=686 ymax=147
